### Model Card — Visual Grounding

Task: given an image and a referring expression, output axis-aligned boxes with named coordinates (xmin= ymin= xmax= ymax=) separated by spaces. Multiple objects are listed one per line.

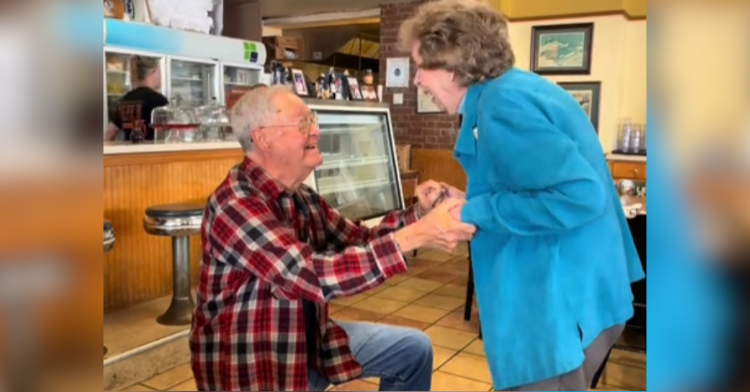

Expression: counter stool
xmin=104 ymin=219 xmax=115 ymax=356
xmin=143 ymin=202 xmax=204 ymax=326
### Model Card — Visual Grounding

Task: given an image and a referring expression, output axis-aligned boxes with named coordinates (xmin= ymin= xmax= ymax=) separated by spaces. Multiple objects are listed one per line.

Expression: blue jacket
xmin=456 ymin=68 xmax=645 ymax=390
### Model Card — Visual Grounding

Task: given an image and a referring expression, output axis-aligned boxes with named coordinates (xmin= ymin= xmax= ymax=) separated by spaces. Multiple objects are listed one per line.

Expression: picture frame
xmin=558 ymin=81 xmax=601 ymax=133
xmin=360 ymin=84 xmax=379 ymax=102
xmin=416 ymin=86 xmax=443 ymax=113
xmin=347 ymin=77 xmax=363 ymax=100
xmin=530 ymin=23 xmax=594 ymax=75
xmin=290 ymin=68 xmax=308 ymax=96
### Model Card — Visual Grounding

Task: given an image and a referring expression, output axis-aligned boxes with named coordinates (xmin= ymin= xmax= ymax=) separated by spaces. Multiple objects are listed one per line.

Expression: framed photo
xmin=416 ymin=86 xmax=442 ymax=113
xmin=360 ymin=84 xmax=379 ymax=102
xmin=530 ymin=23 xmax=594 ymax=75
xmin=558 ymin=81 xmax=601 ymax=133
xmin=347 ymin=77 xmax=363 ymax=100
xmin=290 ymin=68 xmax=308 ymax=96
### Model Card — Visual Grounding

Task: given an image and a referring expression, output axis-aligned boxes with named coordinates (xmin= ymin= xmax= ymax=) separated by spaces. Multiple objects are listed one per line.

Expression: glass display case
xmin=306 ymin=101 xmax=404 ymax=223
xmin=169 ymin=57 xmax=218 ymax=108
xmin=222 ymin=62 xmax=260 ymax=98
xmin=104 ymin=49 xmax=166 ymax=119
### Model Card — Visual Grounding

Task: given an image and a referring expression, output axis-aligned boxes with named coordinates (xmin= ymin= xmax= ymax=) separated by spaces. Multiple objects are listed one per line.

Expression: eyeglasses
xmin=258 ymin=113 xmax=318 ymax=135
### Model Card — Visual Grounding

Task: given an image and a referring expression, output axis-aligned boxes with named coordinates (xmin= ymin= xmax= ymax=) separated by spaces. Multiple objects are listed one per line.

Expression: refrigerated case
xmin=303 ymin=100 xmax=405 ymax=226
xmin=168 ymin=56 xmax=219 ymax=107
xmin=104 ymin=48 xmax=166 ymax=120
xmin=222 ymin=61 xmax=261 ymax=99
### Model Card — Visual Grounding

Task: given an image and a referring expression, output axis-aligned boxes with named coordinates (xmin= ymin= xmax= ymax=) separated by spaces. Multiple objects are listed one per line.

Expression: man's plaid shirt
xmin=189 ymin=158 xmax=418 ymax=391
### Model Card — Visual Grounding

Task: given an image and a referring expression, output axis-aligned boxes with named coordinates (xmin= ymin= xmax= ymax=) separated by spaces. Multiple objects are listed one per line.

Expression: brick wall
xmin=379 ymin=1 xmax=460 ymax=150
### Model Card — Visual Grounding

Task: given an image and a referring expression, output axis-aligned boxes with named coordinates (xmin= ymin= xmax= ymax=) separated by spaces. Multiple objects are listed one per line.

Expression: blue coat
xmin=456 ymin=68 xmax=645 ymax=390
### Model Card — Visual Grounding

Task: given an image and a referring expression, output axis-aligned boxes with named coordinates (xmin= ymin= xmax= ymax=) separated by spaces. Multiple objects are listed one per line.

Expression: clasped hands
xmin=412 ymin=180 xmax=475 ymax=251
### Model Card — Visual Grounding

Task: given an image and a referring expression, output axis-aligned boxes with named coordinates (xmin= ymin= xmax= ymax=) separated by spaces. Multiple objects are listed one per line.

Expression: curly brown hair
xmin=398 ymin=0 xmax=515 ymax=87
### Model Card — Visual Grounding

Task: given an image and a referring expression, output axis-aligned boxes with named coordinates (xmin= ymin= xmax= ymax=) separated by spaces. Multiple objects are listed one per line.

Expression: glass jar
xmin=151 ymin=96 xmax=200 ymax=143
xmin=197 ymin=98 xmax=231 ymax=142
xmin=616 ymin=118 xmax=633 ymax=153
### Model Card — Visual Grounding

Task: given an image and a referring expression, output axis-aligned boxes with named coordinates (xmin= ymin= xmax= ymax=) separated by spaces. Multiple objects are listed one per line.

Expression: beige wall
xmin=508 ymin=15 xmax=647 ymax=152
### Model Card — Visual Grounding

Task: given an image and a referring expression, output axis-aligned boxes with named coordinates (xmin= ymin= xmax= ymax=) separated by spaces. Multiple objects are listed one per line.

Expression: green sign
xmin=243 ymin=42 xmax=258 ymax=63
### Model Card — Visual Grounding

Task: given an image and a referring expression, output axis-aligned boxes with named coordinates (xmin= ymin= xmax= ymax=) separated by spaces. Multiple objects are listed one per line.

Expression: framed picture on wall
xmin=530 ymin=23 xmax=594 ymax=75
xmin=290 ymin=68 xmax=308 ymax=96
xmin=416 ymin=86 xmax=443 ymax=113
xmin=558 ymin=81 xmax=601 ymax=133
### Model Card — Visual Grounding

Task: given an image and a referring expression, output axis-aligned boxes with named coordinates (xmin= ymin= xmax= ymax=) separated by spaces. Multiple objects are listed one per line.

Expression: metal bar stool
xmin=104 ymin=219 xmax=115 ymax=356
xmin=143 ymin=202 xmax=204 ymax=326
xmin=463 ymin=243 xmax=481 ymax=340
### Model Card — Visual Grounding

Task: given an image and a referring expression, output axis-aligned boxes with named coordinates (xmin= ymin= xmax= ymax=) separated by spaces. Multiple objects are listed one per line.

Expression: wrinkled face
xmin=254 ymin=93 xmax=322 ymax=180
xmin=411 ymin=42 xmax=465 ymax=115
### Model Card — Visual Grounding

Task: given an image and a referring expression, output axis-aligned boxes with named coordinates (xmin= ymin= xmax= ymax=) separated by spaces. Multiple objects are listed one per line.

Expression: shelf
xmin=172 ymin=77 xmax=204 ymax=82
xmin=317 ymin=178 xmax=392 ymax=194
xmin=224 ymin=81 xmax=253 ymax=86
xmin=317 ymin=155 xmax=388 ymax=171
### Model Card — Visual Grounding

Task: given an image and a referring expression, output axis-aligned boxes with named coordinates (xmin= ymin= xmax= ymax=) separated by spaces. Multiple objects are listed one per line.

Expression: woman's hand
xmin=415 ymin=180 xmax=447 ymax=215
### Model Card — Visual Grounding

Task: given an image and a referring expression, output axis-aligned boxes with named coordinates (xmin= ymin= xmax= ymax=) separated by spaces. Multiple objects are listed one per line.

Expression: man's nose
xmin=308 ymin=124 xmax=321 ymax=139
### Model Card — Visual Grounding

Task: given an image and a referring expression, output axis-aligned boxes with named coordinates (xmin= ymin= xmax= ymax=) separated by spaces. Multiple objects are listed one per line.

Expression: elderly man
xmin=189 ymin=86 xmax=475 ymax=391
xmin=398 ymin=0 xmax=645 ymax=391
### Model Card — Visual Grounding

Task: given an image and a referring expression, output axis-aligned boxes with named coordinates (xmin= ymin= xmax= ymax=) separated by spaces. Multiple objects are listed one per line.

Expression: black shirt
xmin=109 ymin=87 xmax=169 ymax=141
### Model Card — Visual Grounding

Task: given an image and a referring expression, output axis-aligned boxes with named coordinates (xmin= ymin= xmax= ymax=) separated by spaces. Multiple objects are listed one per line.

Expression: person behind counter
xmin=398 ymin=0 xmax=645 ymax=391
xmin=104 ymin=55 xmax=168 ymax=141
xmin=190 ymin=85 xmax=476 ymax=391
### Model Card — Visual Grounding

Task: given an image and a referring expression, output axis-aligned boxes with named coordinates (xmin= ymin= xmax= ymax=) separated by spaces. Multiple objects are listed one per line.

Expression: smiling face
xmin=256 ymin=92 xmax=322 ymax=182
xmin=411 ymin=42 xmax=466 ymax=115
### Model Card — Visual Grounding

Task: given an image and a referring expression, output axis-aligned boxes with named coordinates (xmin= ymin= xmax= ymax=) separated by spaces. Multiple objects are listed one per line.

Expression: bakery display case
xmin=303 ymin=100 xmax=405 ymax=225
xmin=222 ymin=62 xmax=261 ymax=100
xmin=168 ymin=56 xmax=219 ymax=107
xmin=104 ymin=48 xmax=166 ymax=118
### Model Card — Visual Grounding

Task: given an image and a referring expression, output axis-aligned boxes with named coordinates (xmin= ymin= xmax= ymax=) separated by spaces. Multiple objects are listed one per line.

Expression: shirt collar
xmin=241 ymin=157 xmax=287 ymax=200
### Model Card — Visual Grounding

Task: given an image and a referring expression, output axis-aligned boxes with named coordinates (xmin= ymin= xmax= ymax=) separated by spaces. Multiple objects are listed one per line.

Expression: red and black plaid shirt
xmin=190 ymin=158 xmax=418 ymax=391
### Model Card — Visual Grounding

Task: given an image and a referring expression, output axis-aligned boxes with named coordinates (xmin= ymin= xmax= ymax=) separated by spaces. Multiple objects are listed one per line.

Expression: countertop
xmin=621 ymin=195 xmax=647 ymax=216
xmin=606 ymin=153 xmax=647 ymax=163
xmin=104 ymin=140 xmax=241 ymax=155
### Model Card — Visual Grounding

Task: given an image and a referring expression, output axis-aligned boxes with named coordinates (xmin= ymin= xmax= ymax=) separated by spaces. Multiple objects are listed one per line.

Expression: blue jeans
xmin=308 ymin=321 xmax=433 ymax=391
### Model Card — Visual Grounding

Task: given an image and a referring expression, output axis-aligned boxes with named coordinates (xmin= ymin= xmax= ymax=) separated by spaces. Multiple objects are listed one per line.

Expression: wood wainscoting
xmin=411 ymin=148 xmax=467 ymax=191
xmin=104 ymin=150 xmax=244 ymax=312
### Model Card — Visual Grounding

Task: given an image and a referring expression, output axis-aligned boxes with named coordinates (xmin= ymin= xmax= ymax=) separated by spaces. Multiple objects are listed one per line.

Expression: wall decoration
xmin=416 ymin=86 xmax=443 ymax=113
xmin=347 ymin=77 xmax=363 ymax=100
xmin=360 ymin=85 xmax=379 ymax=102
xmin=530 ymin=23 xmax=594 ymax=75
xmin=290 ymin=68 xmax=308 ymax=96
xmin=558 ymin=81 xmax=601 ymax=133
xmin=385 ymin=57 xmax=410 ymax=88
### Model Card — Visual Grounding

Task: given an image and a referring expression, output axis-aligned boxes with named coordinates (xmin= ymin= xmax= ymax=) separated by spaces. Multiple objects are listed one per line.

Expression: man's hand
xmin=414 ymin=180 xmax=446 ymax=215
xmin=395 ymin=198 xmax=476 ymax=253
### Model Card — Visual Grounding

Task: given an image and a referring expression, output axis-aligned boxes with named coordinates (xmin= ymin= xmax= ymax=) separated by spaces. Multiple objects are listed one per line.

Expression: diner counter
xmin=104 ymin=140 xmax=241 ymax=155
xmin=606 ymin=153 xmax=647 ymax=163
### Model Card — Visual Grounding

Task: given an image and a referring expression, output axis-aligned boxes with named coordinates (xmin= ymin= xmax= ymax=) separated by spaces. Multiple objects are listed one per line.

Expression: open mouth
xmin=305 ymin=144 xmax=318 ymax=151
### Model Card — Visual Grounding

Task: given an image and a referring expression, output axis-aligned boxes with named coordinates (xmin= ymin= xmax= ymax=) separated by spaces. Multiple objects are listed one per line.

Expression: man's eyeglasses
xmin=258 ymin=113 xmax=318 ymax=135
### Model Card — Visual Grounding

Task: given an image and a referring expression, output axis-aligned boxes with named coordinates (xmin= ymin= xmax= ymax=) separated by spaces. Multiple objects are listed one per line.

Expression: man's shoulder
xmin=207 ymin=165 xmax=268 ymax=213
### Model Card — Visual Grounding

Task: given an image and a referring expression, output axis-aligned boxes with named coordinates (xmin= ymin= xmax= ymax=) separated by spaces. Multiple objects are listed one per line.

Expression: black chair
xmin=463 ymin=244 xmax=482 ymax=340
xmin=590 ymin=213 xmax=647 ymax=388
xmin=104 ymin=219 xmax=115 ymax=356
xmin=143 ymin=202 xmax=204 ymax=326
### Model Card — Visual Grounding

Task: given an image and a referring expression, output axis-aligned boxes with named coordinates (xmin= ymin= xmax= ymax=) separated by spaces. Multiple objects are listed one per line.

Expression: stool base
xmin=157 ymin=295 xmax=195 ymax=326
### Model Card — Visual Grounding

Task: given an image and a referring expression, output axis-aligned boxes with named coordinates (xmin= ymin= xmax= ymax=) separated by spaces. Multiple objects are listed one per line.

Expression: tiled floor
xmin=120 ymin=247 xmax=646 ymax=391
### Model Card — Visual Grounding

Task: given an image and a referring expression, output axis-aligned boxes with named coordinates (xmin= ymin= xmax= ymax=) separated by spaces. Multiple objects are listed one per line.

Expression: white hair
xmin=231 ymin=85 xmax=291 ymax=152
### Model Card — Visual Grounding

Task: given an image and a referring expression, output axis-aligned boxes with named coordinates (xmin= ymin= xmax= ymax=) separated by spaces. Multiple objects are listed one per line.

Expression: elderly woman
xmin=398 ymin=1 xmax=645 ymax=390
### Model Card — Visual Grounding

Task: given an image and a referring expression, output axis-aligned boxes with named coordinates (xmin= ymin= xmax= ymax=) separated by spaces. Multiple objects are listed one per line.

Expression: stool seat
xmin=144 ymin=202 xmax=204 ymax=237
xmin=104 ymin=219 xmax=115 ymax=253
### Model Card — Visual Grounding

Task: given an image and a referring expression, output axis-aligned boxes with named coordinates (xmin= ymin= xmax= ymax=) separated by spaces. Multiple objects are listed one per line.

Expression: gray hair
xmin=231 ymin=85 xmax=289 ymax=152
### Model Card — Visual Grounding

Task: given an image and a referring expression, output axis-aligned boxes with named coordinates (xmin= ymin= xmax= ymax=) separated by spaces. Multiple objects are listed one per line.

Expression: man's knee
xmin=399 ymin=328 xmax=433 ymax=362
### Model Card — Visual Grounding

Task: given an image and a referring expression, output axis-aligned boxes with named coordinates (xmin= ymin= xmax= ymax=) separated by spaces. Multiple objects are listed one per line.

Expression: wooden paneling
xmin=104 ymin=150 xmax=244 ymax=311
xmin=399 ymin=170 xmax=420 ymax=207
xmin=411 ymin=148 xmax=467 ymax=191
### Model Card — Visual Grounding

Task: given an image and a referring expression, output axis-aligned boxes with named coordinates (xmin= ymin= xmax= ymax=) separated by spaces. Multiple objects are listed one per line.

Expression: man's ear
xmin=252 ymin=129 xmax=271 ymax=151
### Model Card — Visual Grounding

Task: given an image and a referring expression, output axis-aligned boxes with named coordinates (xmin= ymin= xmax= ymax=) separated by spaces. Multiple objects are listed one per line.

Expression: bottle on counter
xmin=617 ymin=117 xmax=633 ymax=153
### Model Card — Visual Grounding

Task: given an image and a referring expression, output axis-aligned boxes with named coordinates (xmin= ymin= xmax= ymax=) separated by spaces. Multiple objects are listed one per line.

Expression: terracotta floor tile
xmin=375 ymin=286 xmax=429 ymax=302
xmin=383 ymin=274 xmax=410 ymax=286
xmin=407 ymin=257 xmax=442 ymax=270
xmin=414 ymin=293 xmax=465 ymax=311
xmin=435 ymin=310 xmax=480 ymax=333
xmin=432 ymin=346 xmax=459 ymax=370
xmin=463 ymin=338 xmax=485 ymax=356
xmin=168 ymin=378 xmax=198 ymax=391
xmin=431 ymin=371 xmax=492 ymax=391
xmin=120 ymin=384 xmax=157 ymax=391
xmin=392 ymin=304 xmax=451 ymax=323
xmin=441 ymin=352 xmax=493 ymax=384
xmin=332 ymin=293 xmax=369 ymax=306
xmin=415 ymin=269 xmax=461 ymax=283
xmin=415 ymin=250 xmax=458 ymax=262
xmin=601 ymin=362 xmax=647 ymax=391
xmin=377 ymin=314 xmax=432 ymax=330
xmin=351 ymin=296 xmax=409 ymax=314
xmin=328 ymin=303 xmax=347 ymax=314
xmin=396 ymin=278 xmax=445 ymax=293
xmin=141 ymin=363 xmax=193 ymax=391
xmin=424 ymin=325 xmax=477 ymax=351
xmin=433 ymin=283 xmax=468 ymax=299
xmin=332 ymin=307 xmax=387 ymax=323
